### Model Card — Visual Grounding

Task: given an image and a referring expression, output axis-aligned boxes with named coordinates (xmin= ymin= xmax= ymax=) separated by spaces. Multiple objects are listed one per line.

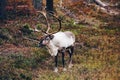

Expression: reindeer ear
xmin=49 ymin=35 xmax=54 ymax=40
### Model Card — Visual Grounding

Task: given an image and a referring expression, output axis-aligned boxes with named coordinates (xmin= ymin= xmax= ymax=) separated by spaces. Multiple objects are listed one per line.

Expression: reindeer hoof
xmin=54 ymin=68 xmax=58 ymax=72
xmin=63 ymin=68 xmax=67 ymax=71
xmin=68 ymin=64 xmax=73 ymax=68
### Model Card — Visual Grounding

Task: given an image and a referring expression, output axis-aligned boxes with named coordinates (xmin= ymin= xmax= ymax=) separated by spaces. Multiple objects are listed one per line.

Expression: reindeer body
xmin=39 ymin=31 xmax=75 ymax=72
xmin=47 ymin=31 xmax=75 ymax=56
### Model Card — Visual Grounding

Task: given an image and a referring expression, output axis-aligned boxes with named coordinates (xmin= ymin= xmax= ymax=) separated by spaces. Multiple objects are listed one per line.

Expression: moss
xmin=20 ymin=23 xmax=33 ymax=35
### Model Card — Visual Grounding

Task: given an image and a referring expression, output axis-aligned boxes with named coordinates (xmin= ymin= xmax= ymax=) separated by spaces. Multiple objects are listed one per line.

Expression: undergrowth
xmin=0 ymin=2 xmax=120 ymax=80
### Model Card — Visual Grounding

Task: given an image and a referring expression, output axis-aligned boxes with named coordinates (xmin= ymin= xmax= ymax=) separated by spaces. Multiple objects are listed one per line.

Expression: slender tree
xmin=0 ymin=0 xmax=7 ymax=21
xmin=59 ymin=0 xmax=63 ymax=7
xmin=46 ymin=0 xmax=54 ymax=12
xmin=33 ymin=0 xmax=43 ymax=10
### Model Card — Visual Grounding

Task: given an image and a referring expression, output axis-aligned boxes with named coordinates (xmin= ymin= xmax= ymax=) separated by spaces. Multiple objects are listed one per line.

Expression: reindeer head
xmin=38 ymin=34 xmax=54 ymax=47
xmin=34 ymin=11 xmax=61 ymax=47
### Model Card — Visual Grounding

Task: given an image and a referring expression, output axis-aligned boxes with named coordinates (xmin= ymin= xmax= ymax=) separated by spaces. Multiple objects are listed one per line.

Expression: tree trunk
xmin=46 ymin=0 xmax=54 ymax=12
xmin=33 ymin=0 xmax=43 ymax=10
xmin=59 ymin=0 xmax=63 ymax=7
xmin=0 ymin=0 xmax=7 ymax=21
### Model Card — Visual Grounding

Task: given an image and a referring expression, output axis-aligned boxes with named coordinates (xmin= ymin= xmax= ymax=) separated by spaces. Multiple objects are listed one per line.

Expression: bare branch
xmin=94 ymin=0 xmax=107 ymax=7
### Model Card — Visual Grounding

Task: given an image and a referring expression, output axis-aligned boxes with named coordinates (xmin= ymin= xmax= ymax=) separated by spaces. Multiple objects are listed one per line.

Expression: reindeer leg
xmin=54 ymin=53 xmax=58 ymax=72
xmin=61 ymin=48 xmax=67 ymax=71
xmin=62 ymin=52 xmax=67 ymax=71
xmin=68 ymin=46 xmax=74 ymax=68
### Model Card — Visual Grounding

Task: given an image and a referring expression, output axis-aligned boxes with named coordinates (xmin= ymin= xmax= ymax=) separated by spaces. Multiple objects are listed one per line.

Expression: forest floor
xmin=0 ymin=1 xmax=120 ymax=80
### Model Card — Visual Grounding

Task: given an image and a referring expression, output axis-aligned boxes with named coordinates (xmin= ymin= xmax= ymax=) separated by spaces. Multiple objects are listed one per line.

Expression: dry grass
xmin=0 ymin=1 xmax=120 ymax=79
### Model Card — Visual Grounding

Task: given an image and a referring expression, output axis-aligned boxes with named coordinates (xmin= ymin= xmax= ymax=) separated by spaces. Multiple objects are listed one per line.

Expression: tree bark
xmin=0 ymin=0 xmax=7 ymax=20
xmin=59 ymin=0 xmax=63 ymax=7
xmin=33 ymin=0 xmax=43 ymax=10
xmin=46 ymin=0 xmax=54 ymax=12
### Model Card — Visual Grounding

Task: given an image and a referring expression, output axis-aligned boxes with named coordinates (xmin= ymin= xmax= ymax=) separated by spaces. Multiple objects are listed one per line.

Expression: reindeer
xmin=35 ymin=11 xmax=75 ymax=72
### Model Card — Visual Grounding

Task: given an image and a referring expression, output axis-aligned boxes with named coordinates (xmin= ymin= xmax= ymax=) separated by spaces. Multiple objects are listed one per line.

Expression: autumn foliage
xmin=6 ymin=0 xmax=34 ymax=14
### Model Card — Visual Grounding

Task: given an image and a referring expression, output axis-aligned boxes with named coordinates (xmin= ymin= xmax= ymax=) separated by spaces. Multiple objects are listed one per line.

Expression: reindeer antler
xmin=34 ymin=11 xmax=50 ymax=34
xmin=35 ymin=11 xmax=62 ymax=34
xmin=48 ymin=12 xmax=62 ymax=33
